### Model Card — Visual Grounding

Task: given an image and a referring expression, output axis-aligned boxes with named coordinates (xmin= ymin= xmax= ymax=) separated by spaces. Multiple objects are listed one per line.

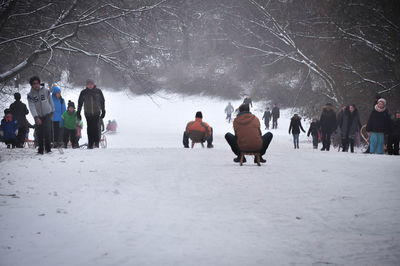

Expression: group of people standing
xmin=0 ymin=77 xmax=106 ymax=154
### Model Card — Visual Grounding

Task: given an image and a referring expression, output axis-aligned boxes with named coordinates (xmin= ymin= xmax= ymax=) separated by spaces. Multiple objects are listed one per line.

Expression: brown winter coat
xmin=233 ymin=112 xmax=263 ymax=151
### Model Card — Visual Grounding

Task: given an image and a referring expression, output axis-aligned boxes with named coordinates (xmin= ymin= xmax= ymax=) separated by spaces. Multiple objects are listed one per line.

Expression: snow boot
xmin=234 ymin=156 xmax=246 ymax=163
xmin=254 ymin=156 xmax=266 ymax=163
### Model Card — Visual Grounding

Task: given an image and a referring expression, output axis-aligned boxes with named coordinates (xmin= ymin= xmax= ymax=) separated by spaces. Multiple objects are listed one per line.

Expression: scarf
xmin=375 ymin=104 xmax=386 ymax=113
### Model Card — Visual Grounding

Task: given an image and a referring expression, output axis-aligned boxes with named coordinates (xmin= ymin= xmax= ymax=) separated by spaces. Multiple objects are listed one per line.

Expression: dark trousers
xmin=52 ymin=121 xmax=62 ymax=146
xmin=225 ymin=132 xmax=273 ymax=156
xmin=5 ymin=139 xmax=17 ymax=148
xmin=321 ymin=130 xmax=332 ymax=150
xmin=342 ymin=138 xmax=355 ymax=152
xmin=264 ymin=120 xmax=270 ymax=129
xmin=312 ymin=135 xmax=318 ymax=148
xmin=183 ymin=128 xmax=213 ymax=147
xmin=64 ymin=128 xmax=78 ymax=148
xmin=387 ymin=135 xmax=400 ymax=155
xmin=86 ymin=115 xmax=100 ymax=147
xmin=226 ymin=113 xmax=232 ymax=123
xmin=37 ymin=114 xmax=52 ymax=152
xmin=16 ymin=126 xmax=27 ymax=147
xmin=272 ymin=118 xmax=278 ymax=129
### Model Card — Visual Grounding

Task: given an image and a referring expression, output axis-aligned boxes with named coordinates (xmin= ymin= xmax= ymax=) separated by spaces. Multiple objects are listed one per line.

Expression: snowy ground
xmin=0 ymin=90 xmax=399 ymax=266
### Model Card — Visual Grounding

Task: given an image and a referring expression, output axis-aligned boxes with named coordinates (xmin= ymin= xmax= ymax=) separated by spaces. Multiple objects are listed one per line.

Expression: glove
xmin=77 ymin=112 xmax=81 ymax=121
xmin=100 ymin=110 xmax=106 ymax=119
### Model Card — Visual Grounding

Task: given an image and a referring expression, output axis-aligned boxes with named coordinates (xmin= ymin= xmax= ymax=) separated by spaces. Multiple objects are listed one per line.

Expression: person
xmin=27 ymin=76 xmax=54 ymax=154
xmin=9 ymin=92 xmax=29 ymax=147
xmin=307 ymin=119 xmax=320 ymax=149
xmin=366 ymin=98 xmax=391 ymax=154
xmin=271 ymin=104 xmax=280 ymax=129
xmin=225 ymin=102 xmax=234 ymax=123
xmin=319 ymin=103 xmax=337 ymax=151
xmin=183 ymin=111 xmax=214 ymax=148
xmin=262 ymin=107 xmax=271 ymax=129
xmin=289 ymin=114 xmax=306 ymax=149
xmin=363 ymin=94 xmax=383 ymax=154
xmin=336 ymin=105 xmax=347 ymax=150
xmin=340 ymin=104 xmax=362 ymax=153
xmin=77 ymin=79 xmax=106 ymax=149
xmin=62 ymin=101 xmax=79 ymax=148
xmin=106 ymin=119 xmax=117 ymax=132
xmin=243 ymin=95 xmax=253 ymax=108
xmin=0 ymin=109 xmax=18 ymax=148
xmin=225 ymin=104 xmax=273 ymax=163
xmin=51 ymin=86 xmax=66 ymax=147
xmin=387 ymin=111 xmax=400 ymax=155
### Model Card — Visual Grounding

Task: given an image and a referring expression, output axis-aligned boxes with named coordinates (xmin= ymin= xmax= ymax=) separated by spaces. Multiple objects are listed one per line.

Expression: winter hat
xmin=14 ymin=92 xmax=21 ymax=101
xmin=377 ymin=98 xmax=386 ymax=105
xmin=52 ymin=86 xmax=61 ymax=95
xmin=29 ymin=76 xmax=40 ymax=85
xmin=195 ymin=111 xmax=203 ymax=119
xmin=239 ymin=104 xmax=250 ymax=113
xmin=86 ymin=79 xmax=95 ymax=85
xmin=68 ymin=100 xmax=75 ymax=109
xmin=4 ymin=108 xmax=11 ymax=115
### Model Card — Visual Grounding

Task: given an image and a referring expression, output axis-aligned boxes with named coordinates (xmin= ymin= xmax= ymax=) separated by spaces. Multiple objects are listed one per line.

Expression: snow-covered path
xmin=1 ymin=91 xmax=399 ymax=266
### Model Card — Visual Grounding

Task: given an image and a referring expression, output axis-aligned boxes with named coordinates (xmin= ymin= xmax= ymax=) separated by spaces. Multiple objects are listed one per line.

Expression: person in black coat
xmin=9 ymin=92 xmax=29 ymax=148
xmin=77 ymin=79 xmax=106 ymax=149
xmin=366 ymin=98 xmax=391 ymax=154
xmin=289 ymin=114 xmax=305 ymax=149
xmin=262 ymin=107 xmax=271 ymax=129
xmin=271 ymin=104 xmax=280 ymax=129
xmin=387 ymin=111 xmax=400 ymax=155
xmin=340 ymin=104 xmax=362 ymax=153
xmin=243 ymin=95 xmax=253 ymax=108
xmin=319 ymin=103 xmax=337 ymax=151
xmin=307 ymin=119 xmax=320 ymax=149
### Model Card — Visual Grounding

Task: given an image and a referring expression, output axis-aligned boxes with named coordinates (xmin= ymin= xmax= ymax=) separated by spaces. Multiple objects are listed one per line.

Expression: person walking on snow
xmin=9 ymin=92 xmax=29 ymax=147
xmin=77 ymin=79 xmax=106 ymax=149
xmin=340 ymin=104 xmax=361 ymax=153
xmin=62 ymin=101 xmax=79 ymax=148
xmin=387 ymin=111 xmax=400 ymax=155
xmin=183 ymin=111 xmax=214 ymax=148
xmin=271 ymin=104 xmax=280 ymax=129
xmin=289 ymin=114 xmax=306 ymax=149
xmin=243 ymin=95 xmax=253 ymax=108
xmin=225 ymin=102 xmax=234 ymax=123
xmin=51 ymin=86 xmax=66 ymax=148
xmin=27 ymin=76 xmax=54 ymax=154
xmin=319 ymin=103 xmax=337 ymax=151
xmin=0 ymin=109 xmax=18 ymax=148
xmin=262 ymin=107 xmax=271 ymax=129
xmin=366 ymin=98 xmax=391 ymax=154
xmin=307 ymin=119 xmax=320 ymax=149
xmin=225 ymin=104 xmax=273 ymax=163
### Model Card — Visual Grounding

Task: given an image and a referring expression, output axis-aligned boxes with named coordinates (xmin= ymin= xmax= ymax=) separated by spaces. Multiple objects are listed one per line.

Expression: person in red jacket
xmin=183 ymin=111 xmax=213 ymax=148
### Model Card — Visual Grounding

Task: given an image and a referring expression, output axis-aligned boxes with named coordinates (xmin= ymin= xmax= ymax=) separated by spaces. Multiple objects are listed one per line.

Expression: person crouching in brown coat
xmin=225 ymin=104 xmax=273 ymax=163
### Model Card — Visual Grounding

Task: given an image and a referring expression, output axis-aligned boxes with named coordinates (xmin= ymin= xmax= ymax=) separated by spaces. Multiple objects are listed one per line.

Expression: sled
xmin=360 ymin=124 xmax=369 ymax=145
xmin=25 ymin=139 xmax=35 ymax=149
xmin=100 ymin=134 xmax=107 ymax=148
xmin=240 ymin=152 xmax=261 ymax=166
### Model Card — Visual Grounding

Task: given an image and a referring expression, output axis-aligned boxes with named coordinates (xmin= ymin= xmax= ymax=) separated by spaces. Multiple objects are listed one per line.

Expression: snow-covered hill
xmin=0 ymin=90 xmax=399 ymax=266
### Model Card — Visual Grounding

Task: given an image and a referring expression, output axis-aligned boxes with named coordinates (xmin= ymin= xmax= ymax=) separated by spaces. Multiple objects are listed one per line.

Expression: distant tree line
xmin=1 ymin=0 xmax=399 ymax=120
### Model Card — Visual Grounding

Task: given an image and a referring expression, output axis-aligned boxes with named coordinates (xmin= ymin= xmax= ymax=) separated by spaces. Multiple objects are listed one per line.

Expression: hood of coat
xmin=52 ymin=86 xmax=61 ymax=96
xmin=235 ymin=112 xmax=257 ymax=126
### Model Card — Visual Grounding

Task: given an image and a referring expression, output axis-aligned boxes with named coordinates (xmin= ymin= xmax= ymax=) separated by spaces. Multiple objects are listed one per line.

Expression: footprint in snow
xmin=56 ymin=208 xmax=68 ymax=214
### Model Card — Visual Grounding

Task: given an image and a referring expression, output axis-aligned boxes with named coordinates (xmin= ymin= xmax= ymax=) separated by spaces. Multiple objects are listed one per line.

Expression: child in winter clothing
xmin=51 ymin=86 xmax=66 ymax=147
xmin=62 ymin=101 xmax=79 ymax=148
xmin=0 ymin=109 xmax=19 ymax=148
xmin=289 ymin=114 xmax=305 ymax=149
xmin=388 ymin=111 xmax=400 ymax=155
xmin=307 ymin=119 xmax=319 ymax=149
xmin=366 ymin=98 xmax=391 ymax=154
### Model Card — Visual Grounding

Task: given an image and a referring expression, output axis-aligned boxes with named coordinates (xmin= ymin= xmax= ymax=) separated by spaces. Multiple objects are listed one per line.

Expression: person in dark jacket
xmin=387 ymin=111 xmax=400 ymax=155
xmin=27 ymin=76 xmax=55 ymax=154
xmin=319 ymin=103 xmax=337 ymax=151
xmin=307 ymin=119 xmax=320 ymax=149
xmin=9 ymin=92 xmax=29 ymax=147
xmin=0 ymin=109 xmax=18 ymax=148
xmin=225 ymin=104 xmax=273 ymax=163
xmin=51 ymin=86 xmax=66 ymax=147
xmin=271 ymin=104 xmax=280 ymax=129
xmin=262 ymin=107 xmax=271 ymax=129
xmin=77 ymin=79 xmax=106 ymax=149
xmin=243 ymin=95 xmax=253 ymax=108
xmin=289 ymin=114 xmax=306 ymax=149
xmin=366 ymin=98 xmax=391 ymax=154
xmin=340 ymin=104 xmax=362 ymax=153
